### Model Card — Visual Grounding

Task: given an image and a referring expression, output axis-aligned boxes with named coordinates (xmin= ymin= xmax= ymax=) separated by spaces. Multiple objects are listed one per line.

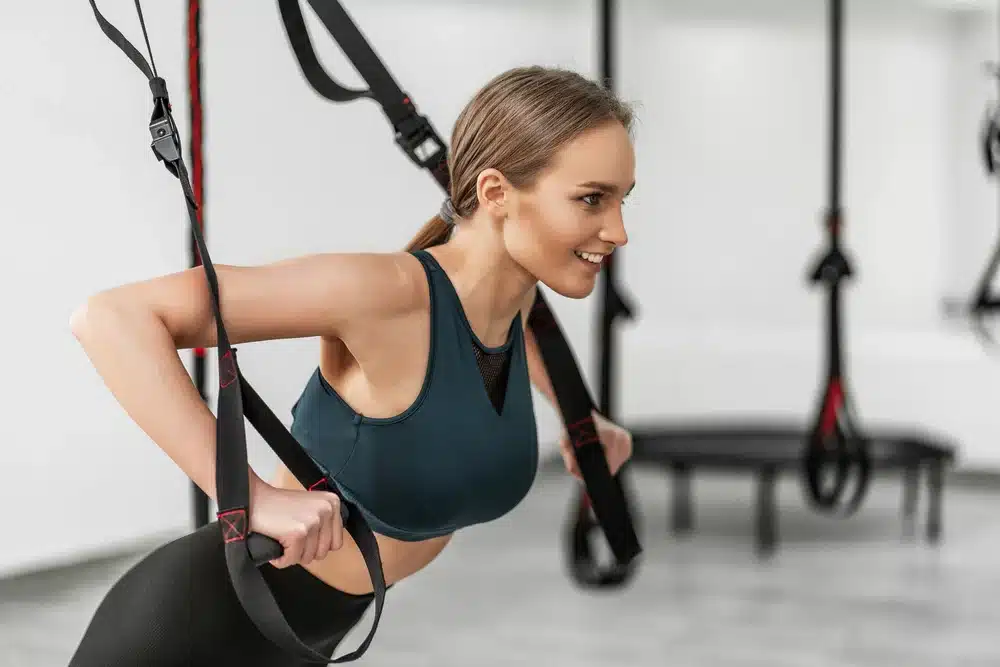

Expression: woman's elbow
xmin=69 ymin=290 xmax=141 ymax=343
xmin=70 ymin=292 xmax=111 ymax=341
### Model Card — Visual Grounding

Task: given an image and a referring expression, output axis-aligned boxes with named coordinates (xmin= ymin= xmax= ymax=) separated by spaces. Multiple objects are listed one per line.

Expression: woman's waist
xmin=303 ymin=529 xmax=452 ymax=596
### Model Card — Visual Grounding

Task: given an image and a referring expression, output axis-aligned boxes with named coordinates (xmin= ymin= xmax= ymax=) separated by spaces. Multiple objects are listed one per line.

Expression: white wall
xmin=614 ymin=0 xmax=1000 ymax=472
xmin=2 ymin=0 xmax=998 ymax=578
xmin=1 ymin=2 xmax=195 ymax=577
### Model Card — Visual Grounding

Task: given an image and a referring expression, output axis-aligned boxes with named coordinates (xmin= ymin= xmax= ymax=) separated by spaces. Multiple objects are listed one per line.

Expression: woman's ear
xmin=475 ymin=168 xmax=511 ymax=219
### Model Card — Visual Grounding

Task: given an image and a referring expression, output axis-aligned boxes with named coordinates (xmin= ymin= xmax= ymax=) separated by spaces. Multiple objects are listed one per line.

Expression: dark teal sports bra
xmin=289 ymin=249 xmax=539 ymax=541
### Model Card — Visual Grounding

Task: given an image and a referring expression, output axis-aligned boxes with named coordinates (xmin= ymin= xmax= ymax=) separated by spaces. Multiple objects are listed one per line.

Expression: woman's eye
xmin=581 ymin=193 xmax=603 ymax=206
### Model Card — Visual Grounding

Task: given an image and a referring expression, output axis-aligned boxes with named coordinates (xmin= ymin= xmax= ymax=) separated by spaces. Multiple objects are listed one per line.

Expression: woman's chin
xmin=539 ymin=271 xmax=599 ymax=300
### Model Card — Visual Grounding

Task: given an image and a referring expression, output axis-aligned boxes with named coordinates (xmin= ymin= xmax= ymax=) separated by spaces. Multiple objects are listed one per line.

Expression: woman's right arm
xmin=69 ymin=251 xmax=418 ymax=566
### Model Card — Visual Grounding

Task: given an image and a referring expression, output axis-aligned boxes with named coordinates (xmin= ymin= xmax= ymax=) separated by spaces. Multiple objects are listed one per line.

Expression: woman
xmin=67 ymin=65 xmax=637 ymax=665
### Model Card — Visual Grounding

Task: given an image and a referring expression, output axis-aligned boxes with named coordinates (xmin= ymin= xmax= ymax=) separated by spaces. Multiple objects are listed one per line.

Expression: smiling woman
xmin=68 ymin=62 xmax=638 ymax=666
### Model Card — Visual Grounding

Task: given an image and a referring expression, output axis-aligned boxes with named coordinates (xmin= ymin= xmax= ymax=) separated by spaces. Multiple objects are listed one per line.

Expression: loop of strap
xmin=799 ymin=0 xmax=872 ymax=516
xmin=277 ymin=0 xmax=449 ymax=183
xmin=803 ymin=376 xmax=871 ymax=515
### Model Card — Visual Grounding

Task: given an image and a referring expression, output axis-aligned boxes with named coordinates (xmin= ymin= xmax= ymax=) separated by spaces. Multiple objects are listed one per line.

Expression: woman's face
xmin=503 ymin=120 xmax=635 ymax=299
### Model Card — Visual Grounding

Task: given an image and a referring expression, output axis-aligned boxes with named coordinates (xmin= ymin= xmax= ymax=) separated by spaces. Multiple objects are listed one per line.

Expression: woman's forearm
xmin=70 ymin=295 xmax=258 ymax=502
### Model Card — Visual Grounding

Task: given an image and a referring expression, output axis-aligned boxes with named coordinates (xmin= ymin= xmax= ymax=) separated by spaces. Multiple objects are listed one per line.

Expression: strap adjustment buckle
xmin=393 ymin=110 xmax=446 ymax=171
xmin=149 ymin=116 xmax=180 ymax=164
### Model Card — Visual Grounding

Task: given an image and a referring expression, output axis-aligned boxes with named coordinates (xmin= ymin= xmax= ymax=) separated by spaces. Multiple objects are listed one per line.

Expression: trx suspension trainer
xmin=952 ymin=4 xmax=1000 ymax=346
xmin=802 ymin=0 xmax=872 ymax=514
xmin=86 ymin=2 xmax=386 ymax=662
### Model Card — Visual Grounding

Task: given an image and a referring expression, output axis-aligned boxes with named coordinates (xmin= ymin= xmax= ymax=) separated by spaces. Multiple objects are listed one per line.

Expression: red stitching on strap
xmin=568 ymin=417 xmax=599 ymax=450
xmin=219 ymin=350 xmax=237 ymax=389
xmin=217 ymin=508 xmax=247 ymax=543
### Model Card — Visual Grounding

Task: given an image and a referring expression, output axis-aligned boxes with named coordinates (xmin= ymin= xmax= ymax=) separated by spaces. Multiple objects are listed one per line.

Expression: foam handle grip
xmin=248 ymin=533 xmax=284 ymax=565
xmin=248 ymin=503 xmax=351 ymax=566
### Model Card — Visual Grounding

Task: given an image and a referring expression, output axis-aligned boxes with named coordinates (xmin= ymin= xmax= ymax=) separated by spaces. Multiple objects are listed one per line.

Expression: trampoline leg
xmin=901 ymin=463 xmax=919 ymax=539
xmin=926 ymin=461 xmax=944 ymax=544
xmin=670 ymin=463 xmax=694 ymax=536
xmin=755 ymin=466 xmax=778 ymax=558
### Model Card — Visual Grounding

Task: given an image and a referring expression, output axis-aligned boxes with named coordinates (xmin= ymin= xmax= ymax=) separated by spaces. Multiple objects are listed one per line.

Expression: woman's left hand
xmin=558 ymin=411 xmax=633 ymax=482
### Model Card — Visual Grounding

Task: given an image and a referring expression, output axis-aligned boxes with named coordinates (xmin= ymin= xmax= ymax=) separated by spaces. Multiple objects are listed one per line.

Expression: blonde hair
xmin=404 ymin=66 xmax=634 ymax=251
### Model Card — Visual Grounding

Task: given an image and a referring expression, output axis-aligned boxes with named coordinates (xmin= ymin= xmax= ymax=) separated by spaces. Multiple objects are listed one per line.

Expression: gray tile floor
xmin=2 ymin=463 xmax=997 ymax=666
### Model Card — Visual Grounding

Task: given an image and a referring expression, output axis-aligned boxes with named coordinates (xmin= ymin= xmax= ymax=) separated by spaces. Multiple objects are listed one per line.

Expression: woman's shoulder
xmin=314 ymin=250 xmax=429 ymax=321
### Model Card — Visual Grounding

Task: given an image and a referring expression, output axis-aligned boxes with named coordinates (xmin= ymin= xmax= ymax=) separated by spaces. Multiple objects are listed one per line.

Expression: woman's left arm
xmin=520 ymin=286 xmax=633 ymax=480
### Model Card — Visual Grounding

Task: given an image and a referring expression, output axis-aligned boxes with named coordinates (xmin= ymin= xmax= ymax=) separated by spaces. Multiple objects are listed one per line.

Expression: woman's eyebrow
xmin=577 ymin=181 xmax=636 ymax=196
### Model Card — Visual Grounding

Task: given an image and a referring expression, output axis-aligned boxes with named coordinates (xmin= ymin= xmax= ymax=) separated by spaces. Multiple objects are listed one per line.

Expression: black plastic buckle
xmin=808 ymin=247 xmax=852 ymax=285
xmin=149 ymin=116 xmax=180 ymax=164
xmin=394 ymin=112 xmax=446 ymax=170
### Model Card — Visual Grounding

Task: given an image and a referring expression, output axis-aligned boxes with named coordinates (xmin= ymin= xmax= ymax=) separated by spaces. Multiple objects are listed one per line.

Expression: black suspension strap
xmin=85 ymin=2 xmax=385 ymax=662
xmin=949 ymin=9 xmax=1000 ymax=345
xmin=276 ymin=0 xmax=641 ymax=574
xmin=563 ymin=0 xmax=641 ymax=589
xmin=802 ymin=0 xmax=871 ymax=515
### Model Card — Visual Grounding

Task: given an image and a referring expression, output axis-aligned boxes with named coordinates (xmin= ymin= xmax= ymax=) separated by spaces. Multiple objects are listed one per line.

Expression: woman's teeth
xmin=575 ymin=251 xmax=604 ymax=264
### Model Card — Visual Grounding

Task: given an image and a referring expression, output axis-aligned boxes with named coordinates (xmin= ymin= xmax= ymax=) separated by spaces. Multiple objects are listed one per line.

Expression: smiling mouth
xmin=574 ymin=250 xmax=606 ymax=266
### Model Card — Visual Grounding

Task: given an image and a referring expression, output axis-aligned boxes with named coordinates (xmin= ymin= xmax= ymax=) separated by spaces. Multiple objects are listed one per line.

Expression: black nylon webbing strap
xmin=86 ymin=1 xmax=384 ymax=662
xmin=276 ymin=0 xmax=641 ymax=569
xmin=527 ymin=296 xmax=641 ymax=567
xmin=801 ymin=0 xmax=871 ymax=516
xmin=278 ymin=0 xmax=450 ymax=186
xmin=957 ymin=57 xmax=1000 ymax=344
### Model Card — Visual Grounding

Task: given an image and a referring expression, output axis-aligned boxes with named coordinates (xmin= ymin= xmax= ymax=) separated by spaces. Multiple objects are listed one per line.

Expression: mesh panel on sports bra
xmin=473 ymin=345 xmax=512 ymax=414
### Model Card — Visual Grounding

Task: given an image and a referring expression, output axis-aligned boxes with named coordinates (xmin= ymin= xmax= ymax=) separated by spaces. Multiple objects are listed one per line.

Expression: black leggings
xmin=68 ymin=521 xmax=375 ymax=666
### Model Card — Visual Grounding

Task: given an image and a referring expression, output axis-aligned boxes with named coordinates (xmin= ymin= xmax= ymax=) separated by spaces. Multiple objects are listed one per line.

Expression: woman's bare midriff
xmin=270 ymin=464 xmax=452 ymax=596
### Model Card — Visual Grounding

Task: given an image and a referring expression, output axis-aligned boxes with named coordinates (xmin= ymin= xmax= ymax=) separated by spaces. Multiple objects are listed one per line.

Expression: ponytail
xmin=403 ymin=214 xmax=453 ymax=252
xmin=403 ymin=198 xmax=458 ymax=252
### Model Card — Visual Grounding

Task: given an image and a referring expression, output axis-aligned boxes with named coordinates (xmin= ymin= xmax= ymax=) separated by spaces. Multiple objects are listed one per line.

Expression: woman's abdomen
xmin=270 ymin=463 xmax=451 ymax=595
xmin=304 ymin=530 xmax=452 ymax=595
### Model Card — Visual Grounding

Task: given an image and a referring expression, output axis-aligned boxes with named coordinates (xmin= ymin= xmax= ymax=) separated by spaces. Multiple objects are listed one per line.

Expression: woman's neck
xmin=425 ymin=222 xmax=535 ymax=348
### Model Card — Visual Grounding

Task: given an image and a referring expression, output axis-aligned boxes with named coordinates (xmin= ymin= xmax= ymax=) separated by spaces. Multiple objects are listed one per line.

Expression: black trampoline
xmin=628 ymin=421 xmax=957 ymax=557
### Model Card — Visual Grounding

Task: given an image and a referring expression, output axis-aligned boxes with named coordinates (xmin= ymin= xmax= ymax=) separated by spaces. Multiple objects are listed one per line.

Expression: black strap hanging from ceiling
xmin=958 ymin=4 xmax=1000 ymax=344
xmin=801 ymin=0 xmax=872 ymax=515
xmin=563 ymin=0 xmax=642 ymax=590
xmin=275 ymin=0 xmax=641 ymax=580
xmin=85 ymin=2 xmax=386 ymax=662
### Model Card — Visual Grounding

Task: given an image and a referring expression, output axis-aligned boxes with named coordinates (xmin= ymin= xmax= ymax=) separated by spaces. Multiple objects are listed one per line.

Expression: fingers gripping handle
xmin=244 ymin=502 xmax=351 ymax=567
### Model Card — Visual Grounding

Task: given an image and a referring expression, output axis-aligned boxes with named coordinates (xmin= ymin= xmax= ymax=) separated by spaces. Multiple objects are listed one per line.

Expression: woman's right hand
xmin=248 ymin=477 xmax=345 ymax=569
